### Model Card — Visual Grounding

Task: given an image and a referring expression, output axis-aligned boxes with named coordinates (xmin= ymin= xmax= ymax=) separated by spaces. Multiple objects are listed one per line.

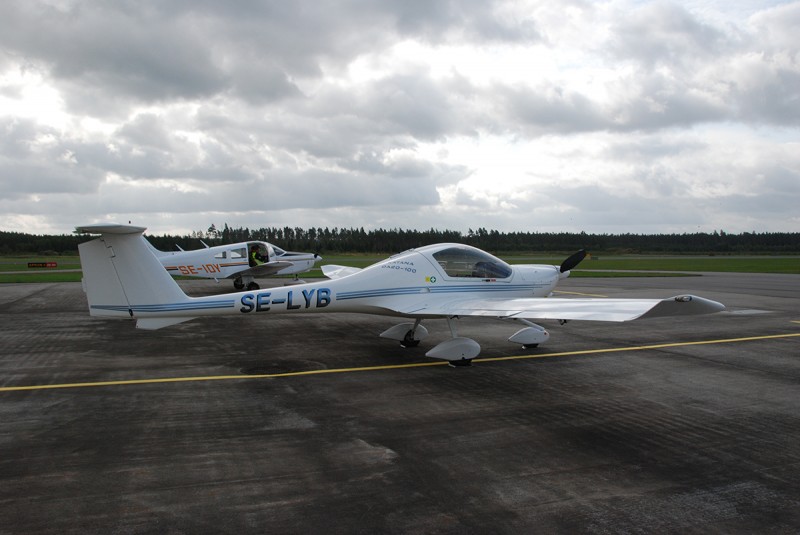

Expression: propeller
xmin=559 ymin=249 xmax=587 ymax=273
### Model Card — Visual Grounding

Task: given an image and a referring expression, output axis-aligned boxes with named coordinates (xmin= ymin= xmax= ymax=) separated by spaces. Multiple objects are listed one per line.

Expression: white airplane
xmin=144 ymin=237 xmax=321 ymax=290
xmin=77 ymin=223 xmax=725 ymax=366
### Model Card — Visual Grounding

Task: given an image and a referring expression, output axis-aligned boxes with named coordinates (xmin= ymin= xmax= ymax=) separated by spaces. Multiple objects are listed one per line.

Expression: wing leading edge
xmin=381 ymin=294 xmax=724 ymax=322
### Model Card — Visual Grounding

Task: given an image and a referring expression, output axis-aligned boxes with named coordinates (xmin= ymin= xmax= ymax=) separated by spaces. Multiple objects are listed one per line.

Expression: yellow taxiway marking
xmin=2 ymin=332 xmax=799 ymax=393
xmin=474 ymin=332 xmax=800 ymax=365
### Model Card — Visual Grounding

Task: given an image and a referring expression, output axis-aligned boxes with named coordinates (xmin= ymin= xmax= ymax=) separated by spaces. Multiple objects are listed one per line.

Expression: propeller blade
xmin=560 ymin=249 xmax=587 ymax=273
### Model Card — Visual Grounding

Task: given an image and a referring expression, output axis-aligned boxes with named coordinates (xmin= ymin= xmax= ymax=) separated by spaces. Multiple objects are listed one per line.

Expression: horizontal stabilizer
xmin=77 ymin=223 xmax=147 ymax=235
xmin=322 ymin=265 xmax=363 ymax=279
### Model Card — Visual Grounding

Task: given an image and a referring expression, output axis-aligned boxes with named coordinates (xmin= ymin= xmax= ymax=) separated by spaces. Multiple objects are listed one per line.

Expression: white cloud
xmin=0 ymin=0 xmax=798 ymax=236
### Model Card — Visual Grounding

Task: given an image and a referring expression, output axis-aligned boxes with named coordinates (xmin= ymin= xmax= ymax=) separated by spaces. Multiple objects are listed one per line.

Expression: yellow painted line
xmin=0 ymin=362 xmax=444 ymax=392
xmin=554 ymin=290 xmax=608 ymax=298
xmin=473 ymin=332 xmax=800 ymax=364
xmin=1 ymin=332 xmax=799 ymax=393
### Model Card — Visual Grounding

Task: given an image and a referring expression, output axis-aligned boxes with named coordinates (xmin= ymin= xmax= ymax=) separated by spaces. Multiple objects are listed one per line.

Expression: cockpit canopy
xmin=430 ymin=245 xmax=512 ymax=279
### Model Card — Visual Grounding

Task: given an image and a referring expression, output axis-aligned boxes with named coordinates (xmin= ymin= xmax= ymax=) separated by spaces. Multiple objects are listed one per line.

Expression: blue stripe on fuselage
xmin=335 ymin=284 xmax=545 ymax=301
xmin=91 ymin=299 xmax=235 ymax=314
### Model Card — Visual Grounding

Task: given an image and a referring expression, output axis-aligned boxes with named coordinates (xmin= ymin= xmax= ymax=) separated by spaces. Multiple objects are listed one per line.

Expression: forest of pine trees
xmin=1 ymin=224 xmax=799 ymax=256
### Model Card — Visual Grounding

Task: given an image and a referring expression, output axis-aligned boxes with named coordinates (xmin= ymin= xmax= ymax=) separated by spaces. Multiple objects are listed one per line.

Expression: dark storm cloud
xmin=87 ymin=165 xmax=444 ymax=215
xmin=610 ymin=1 xmax=729 ymax=69
xmin=603 ymin=1 xmax=800 ymax=129
xmin=389 ymin=0 xmax=541 ymax=42
xmin=0 ymin=117 xmax=40 ymax=157
xmin=0 ymin=4 xmax=223 ymax=104
xmin=4 ymin=1 xmax=792 ymax=135
xmin=355 ymin=73 xmax=464 ymax=141
xmin=0 ymin=118 xmax=104 ymax=198
xmin=117 ymin=113 xmax=173 ymax=149
xmin=0 ymin=1 xmax=538 ymax=112
xmin=731 ymin=63 xmax=800 ymax=126
xmin=497 ymin=84 xmax=607 ymax=134
xmin=605 ymin=73 xmax=729 ymax=130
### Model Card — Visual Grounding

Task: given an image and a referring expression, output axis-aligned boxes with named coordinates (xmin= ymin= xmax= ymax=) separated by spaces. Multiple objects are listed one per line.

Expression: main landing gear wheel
xmin=448 ymin=358 xmax=473 ymax=368
xmin=233 ymin=278 xmax=244 ymax=290
xmin=246 ymin=282 xmax=260 ymax=291
xmin=522 ymin=344 xmax=539 ymax=349
xmin=401 ymin=330 xmax=421 ymax=348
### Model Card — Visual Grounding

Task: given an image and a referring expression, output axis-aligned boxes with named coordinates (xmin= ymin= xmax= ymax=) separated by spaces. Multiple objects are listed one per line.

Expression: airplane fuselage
xmin=234 ymin=266 xmax=557 ymax=318
xmin=111 ymin=245 xmax=562 ymax=327
xmin=153 ymin=241 xmax=318 ymax=280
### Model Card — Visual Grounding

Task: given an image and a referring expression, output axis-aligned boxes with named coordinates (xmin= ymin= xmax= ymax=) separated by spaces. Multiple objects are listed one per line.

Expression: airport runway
xmin=1 ymin=273 xmax=799 ymax=533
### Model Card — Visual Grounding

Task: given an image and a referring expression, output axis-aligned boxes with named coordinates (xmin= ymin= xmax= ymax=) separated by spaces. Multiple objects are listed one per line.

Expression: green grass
xmin=0 ymin=273 xmax=85 ymax=283
xmin=1 ymin=253 xmax=797 ymax=283
xmin=564 ymin=256 xmax=799 ymax=274
xmin=0 ymin=256 xmax=84 ymax=282
xmin=0 ymin=256 xmax=82 ymax=272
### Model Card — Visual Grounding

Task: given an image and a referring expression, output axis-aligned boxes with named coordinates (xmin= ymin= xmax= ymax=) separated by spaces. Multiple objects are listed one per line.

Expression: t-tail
xmin=77 ymin=223 xmax=227 ymax=329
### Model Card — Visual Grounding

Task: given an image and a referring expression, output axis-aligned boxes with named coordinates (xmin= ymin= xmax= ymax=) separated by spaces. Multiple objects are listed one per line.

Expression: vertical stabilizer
xmin=77 ymin=224 xmax=190 ymax=319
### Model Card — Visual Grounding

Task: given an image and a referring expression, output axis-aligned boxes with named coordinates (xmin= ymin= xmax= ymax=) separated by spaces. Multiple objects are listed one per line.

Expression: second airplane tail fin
xmin=141 ymin=236 xmax=174 ymax=258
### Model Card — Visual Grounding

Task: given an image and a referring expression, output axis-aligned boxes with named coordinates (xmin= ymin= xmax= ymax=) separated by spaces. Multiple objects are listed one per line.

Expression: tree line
xmin=2 ymin=224 xmax=799 ymax=256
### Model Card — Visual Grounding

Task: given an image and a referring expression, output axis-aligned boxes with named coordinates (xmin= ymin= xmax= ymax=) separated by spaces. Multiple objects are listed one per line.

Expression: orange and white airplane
xmin=144 ymin=237 xmax=321 ymax=290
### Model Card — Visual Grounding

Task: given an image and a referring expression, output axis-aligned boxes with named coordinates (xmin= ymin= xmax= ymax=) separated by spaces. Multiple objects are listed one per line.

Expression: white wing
xmin=381 ymin=295 xmax=724 ymax=322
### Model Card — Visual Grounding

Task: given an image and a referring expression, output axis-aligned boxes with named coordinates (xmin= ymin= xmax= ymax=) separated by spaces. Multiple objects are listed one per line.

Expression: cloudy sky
xmin=1 ymin=0 xmax=798 ymax=237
